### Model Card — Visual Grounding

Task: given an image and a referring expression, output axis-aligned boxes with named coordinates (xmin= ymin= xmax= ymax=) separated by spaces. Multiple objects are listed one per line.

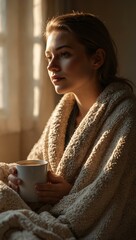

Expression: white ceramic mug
xmin=16 ymin=160 xmax=48 ymax=202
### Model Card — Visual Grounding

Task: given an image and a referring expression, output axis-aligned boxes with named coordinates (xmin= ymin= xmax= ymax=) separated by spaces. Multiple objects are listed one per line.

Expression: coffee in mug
xmin=16 ymin=160 xmax=48 ymax=202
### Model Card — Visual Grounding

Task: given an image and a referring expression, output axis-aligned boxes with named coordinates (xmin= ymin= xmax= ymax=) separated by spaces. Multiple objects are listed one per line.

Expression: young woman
xmin=1 ymin=12 xmax=136 ymax=239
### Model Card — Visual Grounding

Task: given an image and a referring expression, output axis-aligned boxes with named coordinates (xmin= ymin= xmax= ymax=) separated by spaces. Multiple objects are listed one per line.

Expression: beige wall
xmin=72 ymin=0 xmax=136 ymax=86
xmin=0 ymin=133 xmax=20 ymax=163
xmin=0 ymin=130 xmax=40 ymax=163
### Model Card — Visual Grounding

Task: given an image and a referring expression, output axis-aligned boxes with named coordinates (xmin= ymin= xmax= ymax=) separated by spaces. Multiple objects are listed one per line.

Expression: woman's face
xmin=45 ymin=30 xmax=97 ymax=95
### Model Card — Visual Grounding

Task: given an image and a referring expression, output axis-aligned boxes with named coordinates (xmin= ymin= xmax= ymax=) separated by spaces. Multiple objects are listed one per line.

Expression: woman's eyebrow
xmin=56 ymin=45 xmax=72 ymax=50
xmin=45 ymin=45 xmax=72 ymax=54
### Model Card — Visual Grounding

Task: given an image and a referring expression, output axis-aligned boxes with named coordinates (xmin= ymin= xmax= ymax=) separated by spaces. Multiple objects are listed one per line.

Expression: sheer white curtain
xmin=17 ymin=0 xmax=74 ymax=160
xmin=0 ymin=0 xmax=20 ymax=133
xmin=0 ymin=0 xmax=55 ymax=162
xmin=19 ymin=0 xmax=59 ymax=159
xmin=0 ymin=0 xmax=74 ymax=162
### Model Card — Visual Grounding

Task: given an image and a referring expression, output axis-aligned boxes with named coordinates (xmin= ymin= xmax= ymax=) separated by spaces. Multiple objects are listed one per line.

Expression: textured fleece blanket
xmin=0 ymin=82 xmax=136 ymax=240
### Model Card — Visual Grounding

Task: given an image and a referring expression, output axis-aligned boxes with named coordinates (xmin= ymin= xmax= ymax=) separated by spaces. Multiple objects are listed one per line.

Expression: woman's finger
xmin=35 ymin=182 xmax=58 ymax=191
xmin=8 ymin=180 xmax=19 ymax=192
xmin=47 ymin=171 xmax=64 ymax=183
xmin=36 ymin=188 xmax=60 ymax=198
xmin=9 ymin=166 xmax=17 ymax=175
xmin=8 ymin=174 xmax=20 ymax=185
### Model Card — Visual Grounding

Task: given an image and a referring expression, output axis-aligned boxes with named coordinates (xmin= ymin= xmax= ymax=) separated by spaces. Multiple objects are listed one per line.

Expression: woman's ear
xmin=92 ymin=48 xmax=105 ymax=69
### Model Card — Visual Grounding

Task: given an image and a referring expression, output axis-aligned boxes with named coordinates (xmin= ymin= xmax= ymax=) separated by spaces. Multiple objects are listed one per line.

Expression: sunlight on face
xmin=45 ymin=30 xmax=96 ymax=95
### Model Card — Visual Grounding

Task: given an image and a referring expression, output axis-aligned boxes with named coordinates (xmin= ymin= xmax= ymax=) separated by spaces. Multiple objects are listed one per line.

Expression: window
xmin=0 ymin=0 xmax=45 ymax=133
xmin=0 ymin=0 xmax=7 ymax=113
xmin=0 ymin=0 xmax=64 ymax=161
xmin=33 ymin=0 xmax=42 ymax=117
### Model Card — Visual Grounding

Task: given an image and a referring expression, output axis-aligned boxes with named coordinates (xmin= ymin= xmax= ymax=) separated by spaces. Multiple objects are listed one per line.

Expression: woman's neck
xmin=74 ymin=83 xmax=102 ymax=125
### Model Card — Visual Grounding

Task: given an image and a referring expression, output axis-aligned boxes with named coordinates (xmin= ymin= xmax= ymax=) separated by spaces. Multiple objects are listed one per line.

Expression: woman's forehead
xmin=46 ymin=30 xmax=77 ymax=51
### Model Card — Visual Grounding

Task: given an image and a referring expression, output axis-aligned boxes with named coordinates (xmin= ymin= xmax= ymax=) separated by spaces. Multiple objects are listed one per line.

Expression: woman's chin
xmin=54 ymin=86 xmax=68 ymax=95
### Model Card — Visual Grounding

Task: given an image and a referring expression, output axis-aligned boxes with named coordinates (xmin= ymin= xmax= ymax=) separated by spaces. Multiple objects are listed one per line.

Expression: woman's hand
xmin=8 ymin=166 xmax=21 ymax=192
xmin=35 ymin=171 xmax=72 ymax=205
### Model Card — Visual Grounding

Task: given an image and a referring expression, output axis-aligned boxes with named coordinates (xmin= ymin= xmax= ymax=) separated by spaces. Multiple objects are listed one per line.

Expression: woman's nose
xmin=47 ymin=58 xmax=60 ymax=72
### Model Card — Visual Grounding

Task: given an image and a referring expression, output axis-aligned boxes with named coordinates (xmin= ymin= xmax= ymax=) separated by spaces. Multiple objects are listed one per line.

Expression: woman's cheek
xmin=62 ymin=58 xmax=79 ymax=72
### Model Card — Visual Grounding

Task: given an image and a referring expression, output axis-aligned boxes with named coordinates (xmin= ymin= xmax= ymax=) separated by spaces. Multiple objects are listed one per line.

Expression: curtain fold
xmin=0 ymin=0 xmax=74 ymax=162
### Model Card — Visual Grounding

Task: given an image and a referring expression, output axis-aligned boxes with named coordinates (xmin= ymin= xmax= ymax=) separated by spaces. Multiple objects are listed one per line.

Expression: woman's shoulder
xmin=101 ymin=81 xmax=136 ymax=104
xmin=97 ymin=81 xmax=136 ymax=122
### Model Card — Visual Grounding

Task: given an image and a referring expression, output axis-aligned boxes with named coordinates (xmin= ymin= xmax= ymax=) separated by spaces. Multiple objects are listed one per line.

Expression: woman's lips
xmin=51 ymin=77 xmax=65 ymax=84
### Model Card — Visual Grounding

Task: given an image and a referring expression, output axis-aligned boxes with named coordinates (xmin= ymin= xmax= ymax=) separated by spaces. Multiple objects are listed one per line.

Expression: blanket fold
xmin=0 ymin=82 xmax=136 ymax=239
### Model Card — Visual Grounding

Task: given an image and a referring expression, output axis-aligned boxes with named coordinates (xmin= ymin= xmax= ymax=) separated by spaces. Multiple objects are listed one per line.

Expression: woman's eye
xmin=45 ymin=56 xmax=52 ymax=63
xmin=60 ymin=52 xmax=71 ymax=58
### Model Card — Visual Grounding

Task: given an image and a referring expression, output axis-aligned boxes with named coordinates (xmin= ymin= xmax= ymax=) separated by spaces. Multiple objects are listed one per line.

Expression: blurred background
xmin=0 ymin=0 xmax=136 ymax=163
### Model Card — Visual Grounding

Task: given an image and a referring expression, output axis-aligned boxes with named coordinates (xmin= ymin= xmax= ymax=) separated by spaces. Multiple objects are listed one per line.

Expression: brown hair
xmin=44 ymin=12 xmax=132 ymax=89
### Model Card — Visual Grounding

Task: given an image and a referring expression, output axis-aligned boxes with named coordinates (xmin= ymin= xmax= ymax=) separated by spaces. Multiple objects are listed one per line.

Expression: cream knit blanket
xmin=0 ymin=82 xmax=136 ymax=240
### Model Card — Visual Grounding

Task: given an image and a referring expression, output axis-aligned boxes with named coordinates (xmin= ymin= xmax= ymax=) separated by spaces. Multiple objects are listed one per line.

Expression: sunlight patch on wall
xmin=33 ymin=0 xmax=42 ymax=117
xmin=33 ymin=43 xmax=42 ymax=117
xmin=0 ymin=0 xmax=6 ymax=111
xmin=0 ymin=47 xmax=4 ymax=108
xmin=33 ymin=0 xmax=42 ymax=37
xmin=0 ymin=0 xmax=6 ymax=33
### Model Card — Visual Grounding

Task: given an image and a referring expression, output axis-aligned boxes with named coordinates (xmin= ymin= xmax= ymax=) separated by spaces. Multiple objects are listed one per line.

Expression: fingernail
xmin=17 ymin=179 xmax=21 ymax=184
